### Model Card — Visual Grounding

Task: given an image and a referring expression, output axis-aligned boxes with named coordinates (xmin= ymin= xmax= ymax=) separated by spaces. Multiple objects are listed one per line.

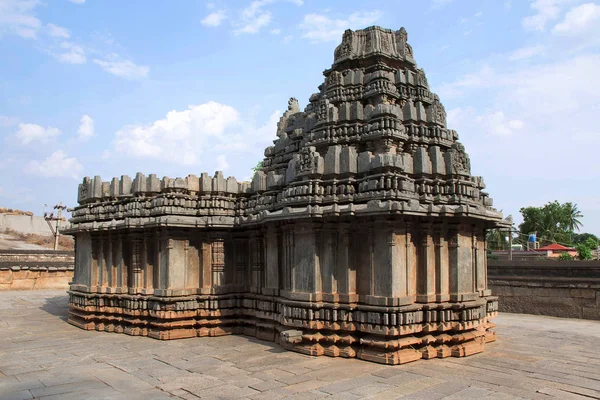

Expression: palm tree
xmin=486 ymin=229 xmax=508 ymax=250
xmin=564 ymin=202 xmax=583 ymax=232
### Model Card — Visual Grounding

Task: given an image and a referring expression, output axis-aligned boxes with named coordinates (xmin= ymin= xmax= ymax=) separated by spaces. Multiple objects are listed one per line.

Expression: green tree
xmin=252 ymin=161 xmax=263 ymax=177
xmin=486 ymin=229 xmax=508 ymax=251
xmin=564 ymin=202 xmax=583 ymax=233
xmin=558 ymin=252 xmax=574 ymax=261
xmin=576 ymin=243 xmax=593 ymax=260
xmin=584 ymin=237 xmax=598 ymax=250
xmin=518 ymin=201 xmax=584 ymax=245
xmin=572 ymin=232 xmax=599 ymax=245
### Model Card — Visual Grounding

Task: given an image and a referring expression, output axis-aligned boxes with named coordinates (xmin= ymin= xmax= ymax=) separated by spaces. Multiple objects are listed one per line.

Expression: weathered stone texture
xmin=0 ymin=250 xmax=74 ymax=290
xmin=65 ymin=26 xmax=504 ymax=365
xmin=489 ymin=260 xmax=600 ymax=320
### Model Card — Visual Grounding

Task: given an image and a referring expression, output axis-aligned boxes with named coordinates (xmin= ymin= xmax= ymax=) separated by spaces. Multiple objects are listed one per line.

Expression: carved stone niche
xmin=65 ymin=25 xmax=504 ymax=365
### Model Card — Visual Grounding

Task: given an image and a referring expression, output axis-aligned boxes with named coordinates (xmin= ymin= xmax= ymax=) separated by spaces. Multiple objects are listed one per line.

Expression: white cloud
xmin=475 ymin=11 xmax=483 ymax=17
xmin=69 ymin=0 xmax=86 ymax=3
xmin=46 ymin=23 xmax=70 ymax=38
xmin=0 ymin=115 xmax=18 ymax=126
xmin=442 ymin=54 xmax=600 ymax=166
xmin=0 ymin=0 xmax=42 ymax=39
xmin=201 ymin=10 xmax=227 ymax=27
xmin=24 ymin=151 xmax=82 ymax=179
xmin=0 ymin=1 xmax=93 ymax=69
xmin=214 ymin=109 xmax=280 ymax=152
xmin=77 ymin=114 xmax=94 ymax=139
xmin=114 ymin=102 xmax=240 ymax=165
xmin=55 ymin=41 xmax=86 ymax=64
xmin=508 ymin=44 xmax=546 ymax=60
xmin=299 ymin=11 xmax=382 ymax=43
xmin=552 ymin=2 xmax=600 ymax=35
xmin=475 ymin=111 xmax=524 ymax=136
xmin=440 ymin=51 xmax=600 ymax=233
xmin=270 ymin=28 xmax=281 ymax=34
xmin=209 ymin=0 xmax=301 ymax=34
xmin=439 ymin=54 xmax=600 ymax=111
xmin=93 ymin=56 xmax=149 ymax=79
xmin=0 ymin=1 xmax=92 ymax=68
xmin=448 ymin=107 xmax=524 ymax=137
xmin=522 ymin=0 xmax=576 ymax=31
xmin=437 ymin=64 xmax=496 ymax=98
xmin=113 ymin=102 xmax=280 ymax=171
xmin=216 ymin=155 xmax=229 ymax=171
xmin=431 ymin=0 xmax=453 ymax=9
xmin=14 ymin=123 xmax=61 ymax=144
xmin=234 ymin=0 xmax=273 ymax=35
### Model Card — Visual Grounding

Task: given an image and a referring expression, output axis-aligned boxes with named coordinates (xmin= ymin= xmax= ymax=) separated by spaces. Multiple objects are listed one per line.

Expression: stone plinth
xmin=65 ymin=26 xmax=504 ymax=365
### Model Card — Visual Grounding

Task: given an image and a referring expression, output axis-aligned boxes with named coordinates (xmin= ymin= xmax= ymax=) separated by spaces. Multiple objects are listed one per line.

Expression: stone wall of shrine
xmin=66 ymin=26 xmax=505 ymax=365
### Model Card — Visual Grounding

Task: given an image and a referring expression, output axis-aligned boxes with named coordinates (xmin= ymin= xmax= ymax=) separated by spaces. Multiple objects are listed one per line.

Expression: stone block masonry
xmin=0 ymin=250 xmax=74 ymax=290
xmin=65 ymin=26 xmax=505 ymax=365
xmin=488 ymin=260 xmax=600 ymax=320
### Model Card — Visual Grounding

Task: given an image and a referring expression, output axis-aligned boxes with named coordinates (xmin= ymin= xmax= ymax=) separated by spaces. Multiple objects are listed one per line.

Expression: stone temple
xmin=66 ymin=26 xmax=504 ymax=365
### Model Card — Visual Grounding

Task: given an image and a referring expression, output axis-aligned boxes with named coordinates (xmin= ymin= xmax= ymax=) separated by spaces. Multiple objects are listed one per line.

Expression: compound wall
xmin=0 ymin=214 xmax=54 ymax=236
xmin=0 ymin=250 xmax=74 ymax=290
xmin=488 ymin=260 xmax=600 ymax=320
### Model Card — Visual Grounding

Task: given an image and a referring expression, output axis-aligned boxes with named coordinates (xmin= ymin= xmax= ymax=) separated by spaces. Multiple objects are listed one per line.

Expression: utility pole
xmin=44 ymin=202 xmax=67 ymax=251
xmin=508 ymin=227 xmax=513 ymax=261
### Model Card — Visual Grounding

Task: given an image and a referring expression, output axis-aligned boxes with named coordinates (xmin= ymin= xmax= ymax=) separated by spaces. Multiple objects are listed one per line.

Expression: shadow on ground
xmin=40 ymin=293 xmax=69 ymax=321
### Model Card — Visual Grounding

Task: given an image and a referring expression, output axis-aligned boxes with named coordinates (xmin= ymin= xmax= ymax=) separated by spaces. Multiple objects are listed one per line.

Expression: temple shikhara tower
xmin=66 ymin=26 xmax=504 ymax=365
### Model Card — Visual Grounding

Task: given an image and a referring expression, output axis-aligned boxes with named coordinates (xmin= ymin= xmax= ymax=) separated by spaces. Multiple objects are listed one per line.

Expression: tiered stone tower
xmin=66 ymin=26 xmax=503 ymax=365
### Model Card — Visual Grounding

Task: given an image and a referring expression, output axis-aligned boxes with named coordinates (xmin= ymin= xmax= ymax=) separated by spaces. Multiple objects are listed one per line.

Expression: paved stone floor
xmin=1 ymin=291 xmax=599 ymax=400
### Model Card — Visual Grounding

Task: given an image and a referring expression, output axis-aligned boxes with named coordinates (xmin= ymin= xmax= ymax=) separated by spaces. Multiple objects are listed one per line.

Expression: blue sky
xmin=1 ymin=0 xmax=600 ymax=234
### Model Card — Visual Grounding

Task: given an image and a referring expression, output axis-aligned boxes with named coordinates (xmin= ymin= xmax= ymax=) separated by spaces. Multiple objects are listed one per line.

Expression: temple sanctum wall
xmin=65 ymin=26 xmax=505 ymax=365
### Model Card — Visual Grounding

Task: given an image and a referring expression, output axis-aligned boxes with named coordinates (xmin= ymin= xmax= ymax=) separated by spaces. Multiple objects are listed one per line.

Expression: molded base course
xmin=67 ymin=290 xmax=497 ymax=365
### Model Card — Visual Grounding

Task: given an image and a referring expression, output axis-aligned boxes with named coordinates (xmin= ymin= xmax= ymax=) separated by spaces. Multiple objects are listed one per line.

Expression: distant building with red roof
xmin=537 ymin=243 xmax=577 ymax=258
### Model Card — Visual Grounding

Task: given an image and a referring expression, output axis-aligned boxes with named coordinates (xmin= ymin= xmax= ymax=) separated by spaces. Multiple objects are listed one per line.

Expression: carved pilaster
xmin=292 ymin=223 xmax=318 ymax=294
xmin=99 ymin=234 xmax=107 ymax=288
xmin=90 ymin=234 xmax=99 ymax=288
xmin=405 ymin=221 xmax=417 ymax=299
xmin=233 ymin=237 xmax=247 ymax=287
xmin=320 ymin=224 xmax=337 ymax=298
xmin=106 ymin=232 xmax=114 ymax=288
xmin=336 ymin=223 xmax=355 ymax=300
xmin=448 ymin=226 xmax=477 ymax=302
xmin=433 ymin=224 xmax=449 ymax=302
xmin=200 ymin=238 xmax=212 ymax=289
xmin=416 ymin=223 xmax=436 ymax=303
xmin=281 ymin=224 xmax=294 ymax=292
xmin=264 ymin=226 xmax=279 ymax=291
xmin=131 ymin=236 xmax=142 ymax=292
xmin=355 ymin=223 xmax=373 ymax=298
xmin=212 ymin=238 xmax=225 ymax=287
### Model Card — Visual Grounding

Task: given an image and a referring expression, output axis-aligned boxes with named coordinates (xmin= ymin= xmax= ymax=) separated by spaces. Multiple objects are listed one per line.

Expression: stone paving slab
xmin=0 ymin=290 xmax=599 ymax=399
